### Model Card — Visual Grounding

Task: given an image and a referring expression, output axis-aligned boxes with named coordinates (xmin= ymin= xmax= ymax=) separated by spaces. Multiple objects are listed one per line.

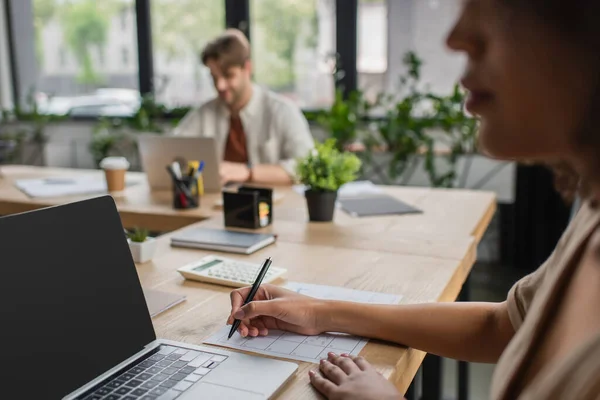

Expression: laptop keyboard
xmin=80 ymin=345 xmax=228 ymax=400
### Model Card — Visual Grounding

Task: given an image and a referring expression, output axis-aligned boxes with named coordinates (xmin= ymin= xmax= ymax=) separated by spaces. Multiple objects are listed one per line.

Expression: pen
xmin=228 ymin=257 xmax=273 ymax=339
xmin=187 ymin=160 xmax=199 ymax=178
xmin=171 ymin=161 xmax=182 ymax=179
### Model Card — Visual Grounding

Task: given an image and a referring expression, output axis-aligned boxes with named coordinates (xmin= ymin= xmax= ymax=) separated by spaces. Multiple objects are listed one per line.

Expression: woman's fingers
xmin=309 ymin=370 xmax=337 ymax=398
xmin=329 ymin=352 xmax=360 ymax=374
xmin=319 ymin=359 xmax=347 ymax=385
xmin=250 ymin=318 xmax=269 ymax=336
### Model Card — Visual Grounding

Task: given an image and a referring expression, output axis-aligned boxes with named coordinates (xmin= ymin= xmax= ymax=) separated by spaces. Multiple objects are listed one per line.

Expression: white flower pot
xmin=128 ymin=237 xmax=157 ymax=263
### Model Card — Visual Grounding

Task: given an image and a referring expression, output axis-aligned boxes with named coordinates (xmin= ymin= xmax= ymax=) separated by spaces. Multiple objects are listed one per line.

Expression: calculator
xmin=177 ymin=255 xmax=287 ymax=288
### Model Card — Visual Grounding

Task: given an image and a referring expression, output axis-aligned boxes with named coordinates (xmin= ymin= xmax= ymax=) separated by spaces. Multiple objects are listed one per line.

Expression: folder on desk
xmin=338 ymin=194 xmax=422 ymax=217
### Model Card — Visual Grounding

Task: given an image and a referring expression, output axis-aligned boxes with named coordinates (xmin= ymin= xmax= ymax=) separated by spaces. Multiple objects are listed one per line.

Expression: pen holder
xmin=172 ymin=176 xmax=200 ymax=210
xmin=223 ymin=186 xmax=273 ymax=229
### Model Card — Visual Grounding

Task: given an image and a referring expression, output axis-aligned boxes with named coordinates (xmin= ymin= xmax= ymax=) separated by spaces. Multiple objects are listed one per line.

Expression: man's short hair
xmin=200 ymin=29 xmax=251 ymax=70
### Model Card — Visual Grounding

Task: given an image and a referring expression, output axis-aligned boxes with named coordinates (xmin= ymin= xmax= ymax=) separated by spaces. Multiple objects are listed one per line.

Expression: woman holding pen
xmin=228 ymin=0 xmax=600 ymax=399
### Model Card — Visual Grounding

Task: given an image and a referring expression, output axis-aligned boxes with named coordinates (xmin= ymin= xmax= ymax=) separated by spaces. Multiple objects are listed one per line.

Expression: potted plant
xmin=126 ymin=227 xmax=157 ymax=263
xmin=297 ymin=139 xmax=362 ymax=222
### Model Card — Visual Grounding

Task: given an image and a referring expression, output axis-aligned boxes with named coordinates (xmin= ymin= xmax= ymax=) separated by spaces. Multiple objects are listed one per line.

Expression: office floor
xmin=441 ymin=212 xmax=529 ymax=400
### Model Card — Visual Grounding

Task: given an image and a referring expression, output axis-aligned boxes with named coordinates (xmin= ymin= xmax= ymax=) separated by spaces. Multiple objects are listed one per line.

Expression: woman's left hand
xmin=309 ymin=353 xmax=404 ymax=400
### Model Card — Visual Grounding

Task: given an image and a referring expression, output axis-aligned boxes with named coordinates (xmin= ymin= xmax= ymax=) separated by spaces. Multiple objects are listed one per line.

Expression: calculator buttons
xmin=178 ymin=256 xmax=287 ymax=288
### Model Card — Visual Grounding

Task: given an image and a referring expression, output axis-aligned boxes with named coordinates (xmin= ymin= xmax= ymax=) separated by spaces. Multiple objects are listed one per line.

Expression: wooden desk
xmin=140 ymin=231 xmax=477 ymax=399
xmin=0 ymin=165 xmax=496 ymax=398
xmin=0 ymin=165 xmax=496 ymax=239
xmin=0 ymin=165 xmax=215 ymax=231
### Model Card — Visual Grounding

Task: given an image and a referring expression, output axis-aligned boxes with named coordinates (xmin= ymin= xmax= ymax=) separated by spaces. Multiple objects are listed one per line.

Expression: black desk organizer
xmin=223 ymin=186 xmax=273 ymax=229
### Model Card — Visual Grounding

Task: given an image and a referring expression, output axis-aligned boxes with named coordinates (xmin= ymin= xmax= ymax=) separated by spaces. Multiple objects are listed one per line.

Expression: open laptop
xmin=0 ymin=196 xmax=297 ymax=399
xmin=138 ymin=135 xmax=221 ymax=192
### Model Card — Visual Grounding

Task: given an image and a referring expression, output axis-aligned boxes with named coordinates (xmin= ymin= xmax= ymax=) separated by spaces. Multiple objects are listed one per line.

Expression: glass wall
xmin=10 ymin=0 xmax=466 ymax=114
xmin=32 ymin=0 xmax=140 ymax=117
xmin=151 ymin=0 xmax=225 ymax=107
xmin=250 ymin=0 xmax=336 ymax=108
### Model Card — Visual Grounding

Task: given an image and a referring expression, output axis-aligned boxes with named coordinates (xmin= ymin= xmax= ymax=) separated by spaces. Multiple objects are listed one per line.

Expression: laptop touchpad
xmin=179 ymin=382 xmax=265 ymax=400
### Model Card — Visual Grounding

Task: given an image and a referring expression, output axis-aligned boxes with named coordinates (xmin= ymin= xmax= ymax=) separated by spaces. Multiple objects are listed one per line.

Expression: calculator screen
xmin=193 ymin=259 xmax=222 ymax=272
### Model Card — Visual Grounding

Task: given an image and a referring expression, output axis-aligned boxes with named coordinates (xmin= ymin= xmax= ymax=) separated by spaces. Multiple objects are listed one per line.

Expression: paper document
xmin=204 ymin=282 xmax=402 ymax=363
xmin=15 ymin=176 xmax=140 ymax=198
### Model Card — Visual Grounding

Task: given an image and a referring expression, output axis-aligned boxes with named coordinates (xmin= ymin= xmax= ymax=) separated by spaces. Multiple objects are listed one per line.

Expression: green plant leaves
xmin=126 ymin=227 xmax=149 ymax=243
xmin=296 ymin=139 xmax=362 ymax=192
xmin=323 ymin=52 xmax=479 ymax=188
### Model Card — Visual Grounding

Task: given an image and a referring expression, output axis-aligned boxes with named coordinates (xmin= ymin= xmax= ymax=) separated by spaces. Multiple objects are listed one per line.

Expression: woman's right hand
xmin=227 ymin=284 xmax=328 ymax=337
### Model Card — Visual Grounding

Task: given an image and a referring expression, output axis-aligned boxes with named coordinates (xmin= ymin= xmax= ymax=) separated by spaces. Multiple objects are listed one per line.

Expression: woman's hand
xmin=309 ymin=353 xmax=404 ymax=400
xmin=227 ymin=284 xmax=328 ymax=337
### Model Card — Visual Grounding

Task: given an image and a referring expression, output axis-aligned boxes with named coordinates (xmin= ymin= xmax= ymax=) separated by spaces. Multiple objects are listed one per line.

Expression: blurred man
xmin=172 ymin=29 xmax=314 ymax=185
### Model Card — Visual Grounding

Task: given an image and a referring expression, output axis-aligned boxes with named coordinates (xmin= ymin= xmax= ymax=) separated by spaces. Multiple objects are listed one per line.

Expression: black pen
xmin=228 ymin=257 xmax=273 ymax=339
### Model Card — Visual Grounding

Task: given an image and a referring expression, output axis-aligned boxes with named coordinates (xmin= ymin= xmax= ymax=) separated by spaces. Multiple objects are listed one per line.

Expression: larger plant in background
xmin=366 ymin=52 xmax=478 ymax=187
xmin=317 ymin=89 xmax=372 ymax=151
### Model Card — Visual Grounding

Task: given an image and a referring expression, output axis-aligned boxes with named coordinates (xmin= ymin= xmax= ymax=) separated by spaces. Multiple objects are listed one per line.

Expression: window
xmin=358 ymin=0 xmax=465 ymax=100
xmin=32 ymin=0 xmax=140 ymax=116
xmin=59 ymin=47 xmax=67 ymax=68
xmin=151 ymin=0 xmax=225 ymax=107
xmin=120 ymin=8 xmax=128 ymax=31
xmin=122 ymin=47 xmax=129 ymax=66
xmin=98 ymin=49 xmax=105 ymax=66
xmin=357 ymin=0 xmax=387 ymax=103
xmin=250 ymin=0 xmax=336 ymax=109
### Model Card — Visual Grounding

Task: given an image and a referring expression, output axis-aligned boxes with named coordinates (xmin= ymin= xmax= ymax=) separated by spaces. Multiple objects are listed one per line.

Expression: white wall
xmin=386 ymin=0 xmax=465 ymax=94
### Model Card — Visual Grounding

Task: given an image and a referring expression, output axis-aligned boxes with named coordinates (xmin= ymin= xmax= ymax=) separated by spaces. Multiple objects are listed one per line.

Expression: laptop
xmin=0 ymin=196 xmax=297 ymax=399
xmin=138 ymin=135 xmax=221 ymax=192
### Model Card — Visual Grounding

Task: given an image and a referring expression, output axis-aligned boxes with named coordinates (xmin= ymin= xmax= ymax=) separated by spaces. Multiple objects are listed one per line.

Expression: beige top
xmin=171 ymin=84 xmax=314 ymax=180
xmin=491 ymin=200 xmax=600 ymax=399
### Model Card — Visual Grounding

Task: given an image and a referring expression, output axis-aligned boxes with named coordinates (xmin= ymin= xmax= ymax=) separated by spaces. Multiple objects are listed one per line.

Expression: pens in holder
xmin=166 ymin=165 xmax=198 ymax=209
xmin=228 ymin=257 xmax=273 ymax=339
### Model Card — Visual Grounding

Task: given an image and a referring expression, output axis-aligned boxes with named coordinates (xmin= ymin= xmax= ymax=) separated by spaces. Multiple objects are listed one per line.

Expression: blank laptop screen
xmin=0 ymin=197 xmax=156 ymax=398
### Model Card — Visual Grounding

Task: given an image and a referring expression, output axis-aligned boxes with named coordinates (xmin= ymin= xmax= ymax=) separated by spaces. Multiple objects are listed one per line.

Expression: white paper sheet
xmin=15 ymin=176 xmax=140 ymax=198
xmin=204 ymin=282 xmax=402 ymax=363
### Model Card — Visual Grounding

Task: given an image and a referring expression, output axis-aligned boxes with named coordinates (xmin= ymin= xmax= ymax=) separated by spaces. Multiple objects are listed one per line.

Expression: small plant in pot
xmin=126 ymin=227 xmax=157 ymax=263
xmin=297 ymin=139 xmax=362 ymax=222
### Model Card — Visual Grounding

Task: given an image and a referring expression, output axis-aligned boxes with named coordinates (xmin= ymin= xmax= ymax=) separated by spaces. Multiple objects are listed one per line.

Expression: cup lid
xmin=100 ymin=156 xmax=130 ymax=170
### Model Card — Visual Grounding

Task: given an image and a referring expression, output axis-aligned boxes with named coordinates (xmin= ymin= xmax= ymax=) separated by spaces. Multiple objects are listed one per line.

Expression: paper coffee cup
xmin=100 ymin=157 xmax=130 ymax=192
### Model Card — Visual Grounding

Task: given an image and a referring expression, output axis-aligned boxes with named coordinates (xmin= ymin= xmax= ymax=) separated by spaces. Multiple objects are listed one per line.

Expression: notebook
xmin=338 ymin=194 xmax=422 ymax=217
xmin=170 ymin=228 xmax=276 ymax=254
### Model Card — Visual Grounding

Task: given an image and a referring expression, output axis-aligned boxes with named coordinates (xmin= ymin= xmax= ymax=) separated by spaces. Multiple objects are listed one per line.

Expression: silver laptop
xmin=138 ymin=135 xmax=221 ymax=192
xmin=0 ymin=196 xmax=297 ymax=400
